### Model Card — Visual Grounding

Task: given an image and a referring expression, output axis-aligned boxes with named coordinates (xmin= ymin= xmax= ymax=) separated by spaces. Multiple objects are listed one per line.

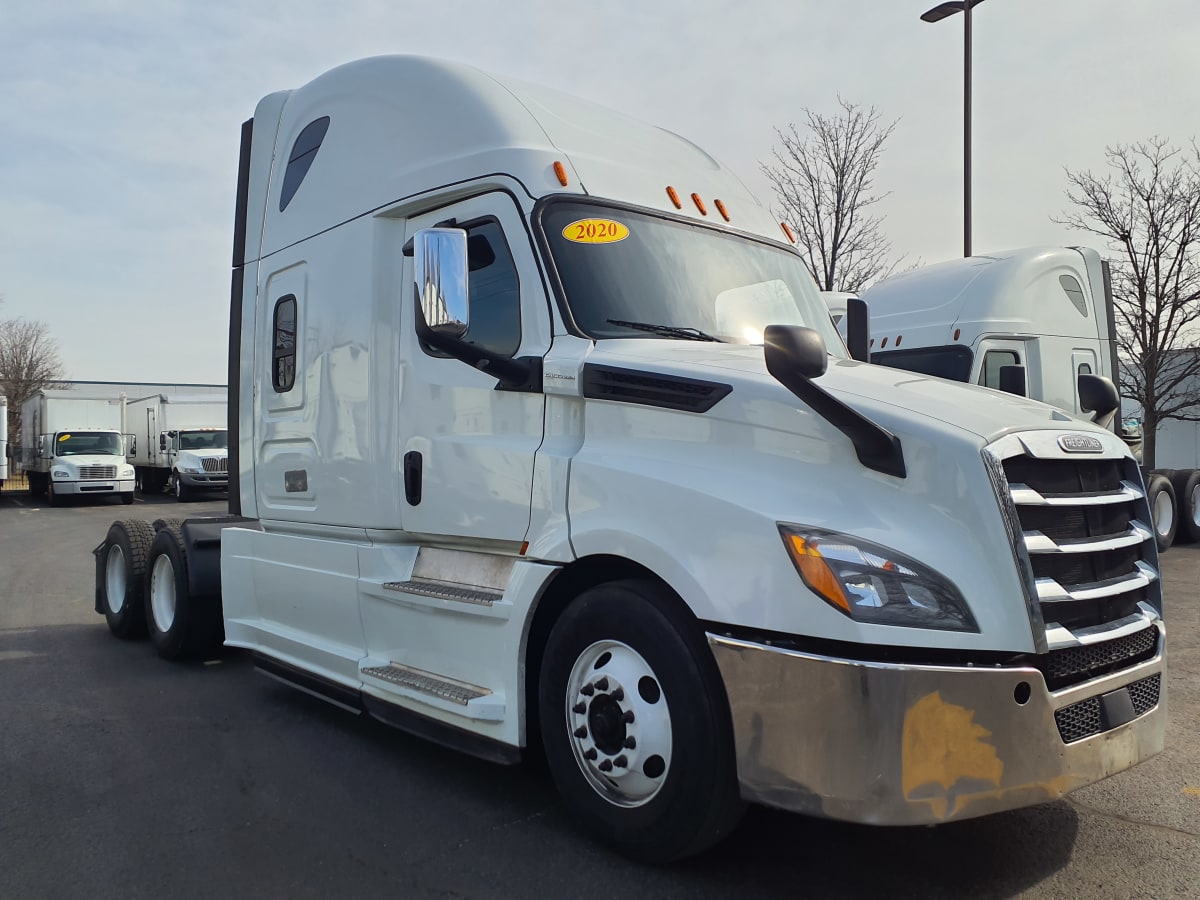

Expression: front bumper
xmin=53 ymin=479 xmax=135 ymax=496
xmin=707 ymin=626 xmax=1166 ymax=825
xmin=178 ymin=471 xmax=228 ymax=491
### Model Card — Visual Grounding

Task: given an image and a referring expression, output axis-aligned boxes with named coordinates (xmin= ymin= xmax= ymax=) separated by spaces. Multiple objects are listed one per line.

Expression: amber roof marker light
xmin=780 ymin=222 xmax=796 ymax=243
xmin=691 ymin=193 xmax=708 ymax=216
xmin=666 ymin=186 xmax=682 ymax=209
xmin=714 ymin=199 xmax=730 ymax=222
xmin=553 ymin=161 xmax=569 ymax=187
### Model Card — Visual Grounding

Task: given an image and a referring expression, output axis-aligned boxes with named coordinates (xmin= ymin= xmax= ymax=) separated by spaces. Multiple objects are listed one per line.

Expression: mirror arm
xmin=414 ymin=305 xmax=542 ymax=392
xmin=766 ymin=360 xmax=906 ymax=478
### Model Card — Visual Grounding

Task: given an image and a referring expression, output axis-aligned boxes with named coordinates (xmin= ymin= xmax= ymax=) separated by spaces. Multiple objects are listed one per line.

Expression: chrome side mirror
xmin=413 ymin=227 xmax=469 ymax=336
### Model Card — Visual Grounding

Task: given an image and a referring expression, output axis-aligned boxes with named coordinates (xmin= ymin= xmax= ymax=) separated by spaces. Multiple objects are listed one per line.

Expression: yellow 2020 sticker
xmin=58 ymin=434 xmax=71 ymax=441
xmin=562 ymin=219 xmax=629 ymax=244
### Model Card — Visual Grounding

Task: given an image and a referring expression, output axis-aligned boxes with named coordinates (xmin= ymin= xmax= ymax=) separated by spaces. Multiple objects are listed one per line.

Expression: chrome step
xmin=382 ymin=579 xmax=502 ymax=607
xmin=361 ymin=663 xmax=491 ymax=705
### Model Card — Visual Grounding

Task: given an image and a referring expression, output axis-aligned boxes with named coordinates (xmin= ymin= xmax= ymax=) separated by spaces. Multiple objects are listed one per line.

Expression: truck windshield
xmin=540 ymin=200 xmax=844 ymax=352
xmin=179 ymin=430 xmax=228 ymax=450
xmin=871 ymin=345 xmax=974 ymax=382
xmin=55 ymin=432 xmax=121 ymax=456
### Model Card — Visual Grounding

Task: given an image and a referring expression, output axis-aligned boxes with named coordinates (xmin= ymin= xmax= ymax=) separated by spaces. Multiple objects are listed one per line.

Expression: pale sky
xmin=3 ymin=0 xmax=1198 ymax=384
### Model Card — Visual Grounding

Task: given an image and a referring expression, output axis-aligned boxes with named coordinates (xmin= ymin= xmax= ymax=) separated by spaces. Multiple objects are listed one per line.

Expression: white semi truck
xmin=0 ymin=396 xmax=7 ymax=489
xmin=22 ymin=389 xmax=135 ymax=505
xmin=1 ymin=394 xmax=8 ymax=489
xmin=92 ymin=57 xmax=1166 ymax=861
xmin=125 ymin=393 xmax=229 ymax=501
xmin=851 ymin=247 xmax=1199 ymax=550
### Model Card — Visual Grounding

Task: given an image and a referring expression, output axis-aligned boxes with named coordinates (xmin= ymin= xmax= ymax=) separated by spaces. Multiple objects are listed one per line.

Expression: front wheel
xmin=47 ymin=479 xmax=61 ymax=507
xmin=172 ymin=472 xmax=193 ymax=503
xmin=539 ymin=580 xmax=744 ymax=862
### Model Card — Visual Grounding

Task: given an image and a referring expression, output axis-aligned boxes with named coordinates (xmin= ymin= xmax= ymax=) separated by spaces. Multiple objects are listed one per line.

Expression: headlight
xmin=52 ymin=469 xmax=70 ymax=479
xmin=179 ymin=465 xmax=201 ymax=474
xmin=121 ymin=467 xmax=135 ymax=478
xmin=778 ymin=525 xmax=978 ymax=632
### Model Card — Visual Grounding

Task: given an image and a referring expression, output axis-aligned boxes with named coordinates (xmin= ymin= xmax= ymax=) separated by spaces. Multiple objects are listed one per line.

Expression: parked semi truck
xmin=92 ymin=57 xmax=1166 ymax=861
xmin=1 ymin=394 xmax=8 ymax=489
xmin=125 ymin=393 xmax=229 ymax=500
xmin=841 ymin=247 xmax=1199 ymax=550
xmin=22 ymin=389 xmax=135 ymax=505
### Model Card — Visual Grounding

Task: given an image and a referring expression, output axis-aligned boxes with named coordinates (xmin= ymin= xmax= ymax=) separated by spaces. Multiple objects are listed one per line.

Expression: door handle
xmin=403 ymin=450 xmax=422 ymax=505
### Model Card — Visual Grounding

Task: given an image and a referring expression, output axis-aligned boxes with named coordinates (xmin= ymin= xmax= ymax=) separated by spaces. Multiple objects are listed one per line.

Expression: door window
xmin=979 ymin=350 xmax=1020 ymax=389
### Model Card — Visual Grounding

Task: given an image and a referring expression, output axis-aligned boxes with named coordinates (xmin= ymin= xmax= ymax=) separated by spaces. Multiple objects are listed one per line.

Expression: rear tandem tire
xmin=1146 ymin=473 xmax=1178 ymax=551
xmin=1167 ymin=469 xmax=1200 ymax=544
xmin=144 ymin=524 xmax=221 ymax=660
xmin=100 ymin=520 xmax=155 ymax=639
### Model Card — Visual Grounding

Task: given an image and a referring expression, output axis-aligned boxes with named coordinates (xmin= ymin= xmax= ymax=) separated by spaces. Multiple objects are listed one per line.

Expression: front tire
xmin=172 ymin=472 xmax=193 ymax=503
xmin=99 ymin=520 xmax=154 ymax=639
xmin=538 ymin=580 xmax=744 ymax=862
xmin=47 ymin=479 xmax=61 ymax=507
xmin=145 ymin=524 xmax=221 ymax=660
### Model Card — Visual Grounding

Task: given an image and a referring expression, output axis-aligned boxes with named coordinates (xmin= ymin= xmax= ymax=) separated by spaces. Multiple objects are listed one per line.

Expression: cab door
xmin=398 ymin=192 xmax=551 ymax=544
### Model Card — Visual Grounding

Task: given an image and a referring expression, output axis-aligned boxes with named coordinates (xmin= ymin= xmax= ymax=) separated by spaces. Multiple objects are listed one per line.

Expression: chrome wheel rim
xmin=105 ymin=545 xmax=126 ymax=613
xmin=150 ymin=553 xmax=176 ymax=631
xmin=566 ymin=640 xmax=672 ymax=807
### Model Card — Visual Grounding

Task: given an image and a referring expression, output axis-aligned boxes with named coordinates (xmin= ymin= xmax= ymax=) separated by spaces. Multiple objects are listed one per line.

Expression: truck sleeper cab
xmin=94 ymin=57 xmax=1165 ymax=862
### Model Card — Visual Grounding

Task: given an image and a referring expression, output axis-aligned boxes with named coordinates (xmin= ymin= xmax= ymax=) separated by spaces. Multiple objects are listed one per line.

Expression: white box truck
xmin=851 ymin=247 xmax=1199 ymax=549
xmin=125 ymin=392 xmax=229 ymax=500
xmin=22 ymin=389 xmax=135 ymax=505
xmin=92 ymin=57 xmax=1166 ymax=861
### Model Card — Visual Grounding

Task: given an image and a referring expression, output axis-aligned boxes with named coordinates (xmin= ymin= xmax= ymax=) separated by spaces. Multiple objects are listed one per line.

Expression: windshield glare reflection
xmin=542 ymin=201 xmax=844 ymax=353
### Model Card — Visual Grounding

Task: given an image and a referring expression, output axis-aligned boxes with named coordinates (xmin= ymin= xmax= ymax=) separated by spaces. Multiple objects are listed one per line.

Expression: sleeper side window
xmin=272 ymin=295 xmax=297 ymax=393
xmin=980 ymin=350 xmax=1020 ymax=389
xmin=279 ymin=116 xmax=331 ymax=212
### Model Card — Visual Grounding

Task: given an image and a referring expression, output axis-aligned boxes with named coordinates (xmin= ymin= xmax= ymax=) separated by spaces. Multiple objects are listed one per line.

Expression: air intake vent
xmin=581 ymin=364 xmax=731 ymax=413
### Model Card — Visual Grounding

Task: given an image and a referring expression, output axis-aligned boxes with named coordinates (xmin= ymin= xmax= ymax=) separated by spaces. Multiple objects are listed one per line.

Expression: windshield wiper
xmin=606 ymin=319 xmax=723 ymax=342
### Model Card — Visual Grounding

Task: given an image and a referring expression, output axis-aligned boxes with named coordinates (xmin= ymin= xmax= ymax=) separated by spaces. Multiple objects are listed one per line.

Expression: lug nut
xmin=572 ymin=702 xmax=586 ymax=715
xmin=584 ymin=748 xmax=597 ymax=761
xmin=598 ymin=759 xmax=613 ymax=772
xmin=574 ymin=726 xmax=588 ymax=739
xmin=580 ymin=683 xmax=594 ymax=696
xmin=623 ymin=736 xmax=636 ymax=749
xmin=610 ymin=688 xmax=624 ymax=702
xmin=614 ymin=755 xmax=628 ymax=768
xmin=623 ymin=710 xmax=635 ymax=723
xmin=595 ymin=678 xmax=609 ymax=691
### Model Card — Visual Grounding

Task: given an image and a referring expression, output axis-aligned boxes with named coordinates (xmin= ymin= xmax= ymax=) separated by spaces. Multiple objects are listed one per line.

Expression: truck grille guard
xmin=983 ymin=433 xmax=1163 ymax=693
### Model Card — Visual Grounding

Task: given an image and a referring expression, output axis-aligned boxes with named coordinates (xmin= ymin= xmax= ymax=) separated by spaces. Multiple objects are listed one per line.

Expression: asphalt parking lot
xmin=0 ymin=491 xmax=1197 ymax=898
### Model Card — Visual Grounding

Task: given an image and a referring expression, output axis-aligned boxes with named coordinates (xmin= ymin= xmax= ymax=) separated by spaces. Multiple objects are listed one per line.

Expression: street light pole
xmin=921 ymin=0 xmax=986 ymax=258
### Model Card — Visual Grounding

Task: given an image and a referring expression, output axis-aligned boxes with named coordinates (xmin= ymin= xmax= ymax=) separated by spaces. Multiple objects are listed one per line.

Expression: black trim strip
xmin=362 ymin=695 xmax=521 ymax=765
xmin=254 ymin=652 xmax=364 ymax=712
xmin=232 ymin=118 xmax=253 ymax=268
xmin=227 ymin=268 xmax=243 ymax=516
xmin=581 ymin=364 xmax=731 ymax=413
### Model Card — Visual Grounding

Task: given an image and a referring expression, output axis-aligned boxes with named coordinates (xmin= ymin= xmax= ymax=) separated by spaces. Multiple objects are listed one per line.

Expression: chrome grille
xmin=1054 ymin=674 xmax=1161 ymax=744
xmin=997 ymin=449 xmax=1158 ymax=632
xmin=201 ymin=457 xmax=228 ymax=473
xmin=79 ymin=465 xmax=117 ymax=480
xmin=1040 ymin=624 xmax=1158 ymax=690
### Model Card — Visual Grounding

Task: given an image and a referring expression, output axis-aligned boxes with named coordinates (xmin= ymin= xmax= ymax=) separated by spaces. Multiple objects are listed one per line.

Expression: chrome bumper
xmin=707 ymin=627 xmax=1166 ymax=825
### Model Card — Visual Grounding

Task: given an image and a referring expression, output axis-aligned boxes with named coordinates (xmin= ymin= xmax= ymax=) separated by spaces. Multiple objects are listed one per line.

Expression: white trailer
xmin=125 ymin=392 xmax=228 ymax=501
xmin=853 ymin=247 xmax=1198 ymax=548
xmin=92 ymin=56 xmax=1165 ymax=861
xmin=21 ymin=389 xmax=134 ymax=506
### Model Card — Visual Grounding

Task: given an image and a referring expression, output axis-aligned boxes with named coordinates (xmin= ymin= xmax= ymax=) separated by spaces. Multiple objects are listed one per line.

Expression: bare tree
xmin=762 ymin=99 xmax=902 ymax=294
xmin=0 ymin=315 xmax=66 ymax=447
xmin=1055 ymin=138 xmax=1200 ymax=469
